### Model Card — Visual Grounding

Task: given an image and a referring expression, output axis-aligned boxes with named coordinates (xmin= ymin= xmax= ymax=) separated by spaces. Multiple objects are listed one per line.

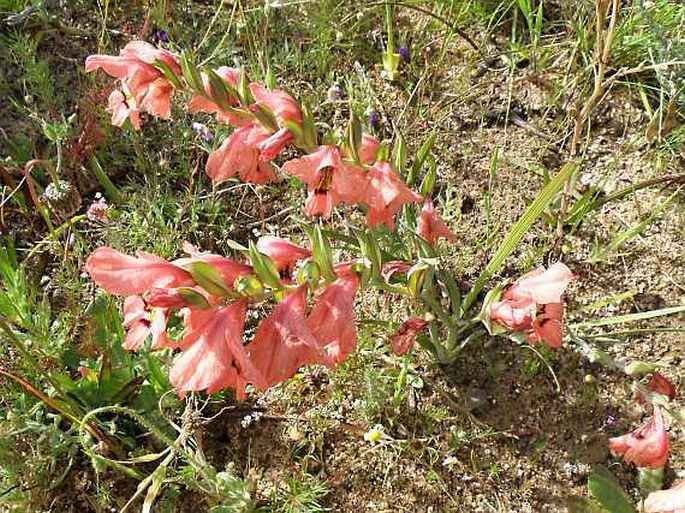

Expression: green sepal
xmin=346 ymin=112 xmax=362 ymax=163
xmin=308 ymin=225 xmax=336 ymax=282
xmin=238 ymin=71 xmax=254 ymax=105
xmin=391 ymin=129 xmax=407 ymax=177
xmin=248 ymin=242 xmax=282 ymax=289
xmin=296 ymin=260 xmax=321 ymax=289
xmin=188 ymin=261 xmax=233 ymax=296
xmin=177 ymin=287 xmax=211 ymax=309
xmin=153 ymin=60 xmax=183 ymax=90
xmin=281 ymin=119 xmax=304 ymax=142
xmin=354 ymin=229 xmax=382 ymax=281
xmin=406 ymin=264 xmax=426 ymax=299
xmin=300 ymin=103 xmax=318 ymax=149
xmin=623 ymin=361 xmax=658 ymax=376
xmin=419 ymin=166 xmax=437 ymax=197
xmin=251 ymin=102 xmax=279 ymax=131
xmin=203 ymin=66 xmax=239 ymax=112
xmin=180 ymin=50 xmax=203 ymax=93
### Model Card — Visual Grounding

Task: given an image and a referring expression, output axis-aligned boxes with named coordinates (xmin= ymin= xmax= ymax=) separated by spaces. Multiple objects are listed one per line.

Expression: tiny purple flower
xmin=192 ymin=122 xmax=214 ymax=142
xmin=154 ymin=29 xmax=169 ymax=44
xmin=326 ymin=83 xmax=342 ymax=102
xmin=368 ymin=112 xmax=381 ymax=130
xmin=605 ymin=414 xmax=617 ymax=428
xmin=398 ymin=46 xmax=411 ymax=63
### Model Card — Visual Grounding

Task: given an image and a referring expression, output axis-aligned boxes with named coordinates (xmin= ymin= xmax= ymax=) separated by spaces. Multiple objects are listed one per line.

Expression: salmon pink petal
xmin=205 ymin=127 xmax=260 ymax=184
xmin=488 ymin=297 xmax=536 ymax=331
xmin=122 ymin=296 xmax=150 ymax=350
xmin=332 ymin=163 xmax=369 ymax=205
xmin=647 ymin=372 xmax=677 ymax=401
xmin=86 ymin=247 xmax=193 ymax=296
xmin=645 ymin=480 xmax=685 ymax=513
xmin=256 ymin=236 xmax=311 ymax=271
xmin=529 ymin=302 xmax=564 ymax=347
xmin=85 ymin=55 xmax=139 ymax=78
xmin=121 ymin=295 xmax=169 ymax=350
xmin=281 ymin=146 xmax=334 ymax=184
xmin=608 ymin=406 xmax=669 ymax=469
xmin=248 ymin=286 xmax=321 ymax=388
xmin=256 ymin=127 xmax=293 ymax=161
xmin=358 ymin=134 xmax=380 ymax=165
xmin=390 ymin=317 xmax=429 ymax=356
xmin=417 ymin=197 xmax=456 ymax=245
xmin=306 ymin=273 xmax=360 ymax=366
xmin=365 ymin=161 xmax=422 ymax=229
xmin=169 ymin=302 xmax=265 ymax=398
xmin=106 ymin=89 xmax=141 ymax=130
xmin=304 ymin=190 xmax=335 ymax=218
xmin=139 ymin=78 xmax=174 ymax=119
xmin=507 ymin=263 xmax=575 ymax=304
xmin=249 ymin=83 xmax=303 ymax=125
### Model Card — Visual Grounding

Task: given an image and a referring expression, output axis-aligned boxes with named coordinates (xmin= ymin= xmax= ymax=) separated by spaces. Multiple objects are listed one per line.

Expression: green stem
xmin=89 ymin=156 xmax=125 ymax=205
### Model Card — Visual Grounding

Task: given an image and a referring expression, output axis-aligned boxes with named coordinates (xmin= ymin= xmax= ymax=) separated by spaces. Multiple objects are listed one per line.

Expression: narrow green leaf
xmin=461 ymin=161 xmax=577 ymax=313
xmin=588 ymin=468 xmax=636 ymax=513
xmin=569 ymin=305 xmax=685 ymax=329
xmin=408 ymin=133 xmax=436 ymax=187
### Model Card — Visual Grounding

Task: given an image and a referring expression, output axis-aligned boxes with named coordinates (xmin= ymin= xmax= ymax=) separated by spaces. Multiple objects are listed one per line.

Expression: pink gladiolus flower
xmin=86 ymin=41 xmax=180 ymax=121
xmin=86 ymin=247 xmax=193 ymax=296
xmin=365 ymin=161 xmax=422 ymax=230
xmin=188 ymin=67 xmax=250 ymax=126
xmin=247 ymin=286 xmax=322 ymax=388
xmin=645 ymin=480 xmax=685 ymax=513
xmin=281 ymin=145 xmax=369 ymax=218
xmin=169 ymin=302 xmax=265 ymax=398
xmin=608 ymin=406 xmax=669 ymax=469
xmin=417 ymin=197 xmax=456 ymax=245
xmin=107 ymin=85 xmax=141 ymax=130
xmin=390 ymin=317 xmax=429 ymax=356
xmin=121 ymin=295 xmax=169 ymax=350
xmin=488 ymin=263 xmax=574 ymax=348
xmin=205 ymin=125 xmax=277 ymax=184
xmin=306 ymin=271 xmax=360 ymax=366
xmin=256 ymin=236 xmax=311 ymax=271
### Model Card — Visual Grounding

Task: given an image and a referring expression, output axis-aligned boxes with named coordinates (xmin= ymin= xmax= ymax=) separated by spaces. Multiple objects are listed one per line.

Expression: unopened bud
xmin=235 ymin=275 xmax=264 ymax=297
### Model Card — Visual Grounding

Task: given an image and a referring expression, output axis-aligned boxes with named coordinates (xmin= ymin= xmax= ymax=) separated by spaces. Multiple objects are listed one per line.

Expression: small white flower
xmin=442 ymin=456 xmax=458 ymax=468
xmin=363 ymin=424 xmax=384 ymax=444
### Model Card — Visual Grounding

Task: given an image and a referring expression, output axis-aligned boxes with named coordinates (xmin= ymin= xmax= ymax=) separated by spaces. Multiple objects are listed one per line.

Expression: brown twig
xmin=0 ymin=368 xmax=113 ymax=452
xmin=554 ymin=0 xmax=620 ymax=246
